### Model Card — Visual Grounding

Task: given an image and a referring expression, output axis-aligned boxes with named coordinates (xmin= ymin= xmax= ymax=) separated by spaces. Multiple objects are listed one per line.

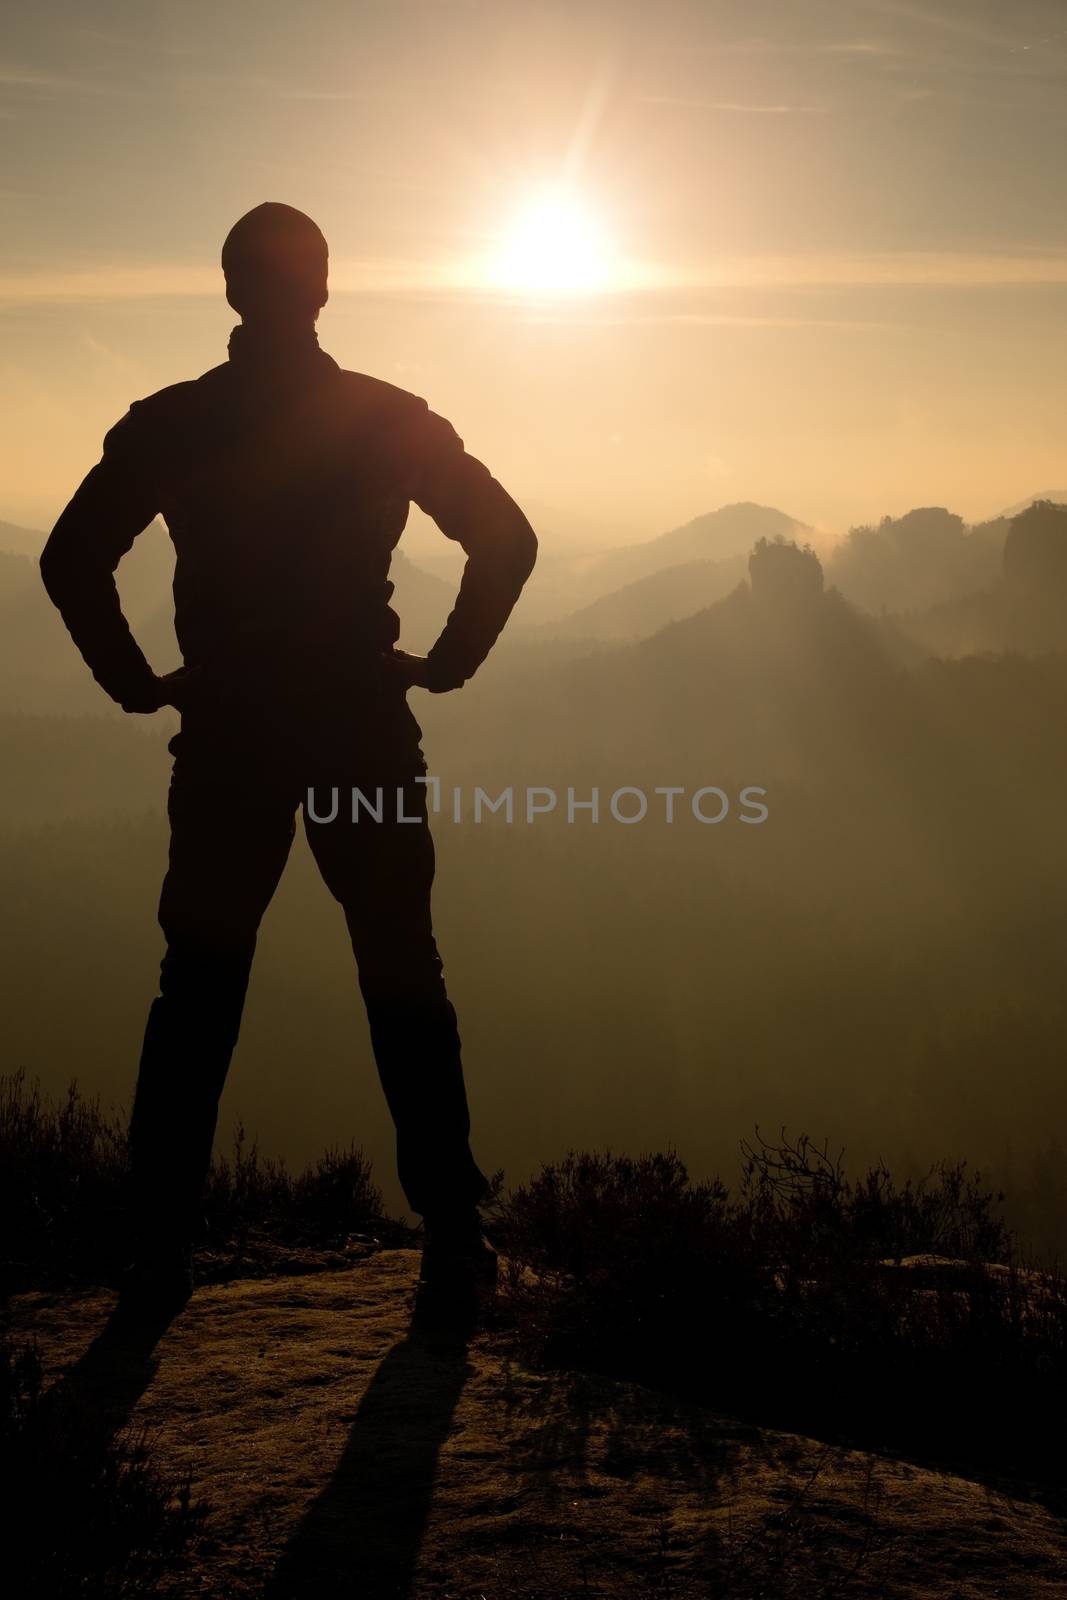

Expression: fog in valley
xmin=5 ymin=493 xmax=1067 ymax=1245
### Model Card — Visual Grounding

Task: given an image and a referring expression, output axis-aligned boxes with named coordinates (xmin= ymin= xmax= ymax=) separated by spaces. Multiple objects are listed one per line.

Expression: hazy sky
xmin=3 ymin=0 xmax=1067 ymax=542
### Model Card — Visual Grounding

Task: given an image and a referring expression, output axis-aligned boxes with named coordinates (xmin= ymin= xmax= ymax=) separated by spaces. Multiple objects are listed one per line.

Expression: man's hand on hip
xmin=119 ymin=676 xmax=168 ymax=715
xmin=381 ymin=648 xmax=433 ymax=690
xmin=151 ymin=665 xmax=208 ymax=714
xmin=121 ymin=667 xmax=201 ymax=715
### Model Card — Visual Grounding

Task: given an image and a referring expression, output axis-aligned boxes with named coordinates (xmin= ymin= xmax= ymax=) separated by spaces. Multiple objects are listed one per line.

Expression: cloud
xmin=642 ymin=251 xmax=1067 ymax=292
xmin=639 ymin=95 xmax=827 ymax=113
xmin=5 ymin=249 xmax=1067 ymax=312
xmin=856 ymin=1 xmax=1032 ymax=55
xmin=818 ymin=39 xmax=901 ymax=58
xmin=276 ymin=88 xmax=363 ymax=102
xmin=829 ymin=2 xmax=1067 ymax=73
xmin=0 ymin=62 xmax=132 ymax=95
xmin=524 ymin=310 xmax=888 ymax=329
xmin=0 ymin=257 xmax=476 ymax=307
xmin=0 ymin=265 xmax=220 ymax=307
xmin=710 ymin=101 xmax=826 ymax=113
xmin=737 ymin=251 xmax=1067 ymax=288
xmin=81 ymin=331 xmax=140 ymax=374
xmin=168 ymin=70 xmax=410 ymax=104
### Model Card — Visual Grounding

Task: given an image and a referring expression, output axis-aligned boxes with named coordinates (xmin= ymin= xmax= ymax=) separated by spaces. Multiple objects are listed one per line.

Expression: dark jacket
xmin=39 ymin=324 xmax=538 ymax=731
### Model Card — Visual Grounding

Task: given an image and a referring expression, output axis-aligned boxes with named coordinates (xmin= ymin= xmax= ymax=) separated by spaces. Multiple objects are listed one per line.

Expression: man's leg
xmin=128 ymin=741 xmax=298 ymax=1253
xmin=303 ymin=770 xmax=490 ymax=1223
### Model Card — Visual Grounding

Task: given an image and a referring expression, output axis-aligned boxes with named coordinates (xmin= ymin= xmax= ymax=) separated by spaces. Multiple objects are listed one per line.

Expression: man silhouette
xmin=39 ymin=202 xmax=537 ymax=1318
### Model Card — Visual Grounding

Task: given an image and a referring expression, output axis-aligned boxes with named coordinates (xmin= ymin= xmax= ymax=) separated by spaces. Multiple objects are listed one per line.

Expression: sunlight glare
xmin=487 ymin=187 xmax=616 ymax=295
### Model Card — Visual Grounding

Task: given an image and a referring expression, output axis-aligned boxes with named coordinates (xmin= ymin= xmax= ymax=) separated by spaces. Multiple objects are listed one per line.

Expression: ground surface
xmin=10 ymin=1249 xmax=1067 ymax=1598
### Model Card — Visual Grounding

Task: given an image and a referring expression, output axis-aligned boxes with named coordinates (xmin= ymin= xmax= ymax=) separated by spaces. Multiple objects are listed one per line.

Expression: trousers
xmin=127 ymin=708 xmax=490 ymax=1243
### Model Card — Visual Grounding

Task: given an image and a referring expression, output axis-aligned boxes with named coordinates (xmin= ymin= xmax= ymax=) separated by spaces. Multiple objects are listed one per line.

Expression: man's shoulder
xmin=120 ymin=362 xmax=437 ymax=423
xmin=332 ymin=368 xmax=465 ymax=468
xmin=144 ymin=364 xmax=235 ymax=416
xmin=104 ymin=368 xmax=228 ymax=446
xmin=332 ymin=366 xmax=434 ymax=423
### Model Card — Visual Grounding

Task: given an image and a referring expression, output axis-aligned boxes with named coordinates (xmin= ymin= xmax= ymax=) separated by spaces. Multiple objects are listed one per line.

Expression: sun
xmin=487 ymin=186 xmax=616 ymax=295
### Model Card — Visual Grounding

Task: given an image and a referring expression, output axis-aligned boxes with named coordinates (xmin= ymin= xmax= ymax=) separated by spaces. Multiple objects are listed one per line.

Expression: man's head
xmin=222 ymin=202 xmax=329 ymax=325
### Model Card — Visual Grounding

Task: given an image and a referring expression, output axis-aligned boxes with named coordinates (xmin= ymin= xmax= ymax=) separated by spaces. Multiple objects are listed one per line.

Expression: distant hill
xmin=0 ymin=519 xmax=46 ymax=555
xmin=0 ymin=522 xmax=185 ymax=711
xmin=827 ymin=507 xmax=1002 ymax=616
xmin=0 ymin=516 xmax=179 ymax=626
xmin=887 ymin=586 xmax=1003 ymax=660
xmin=423 ymin=560 xmax=927 ymax=799
xmin=569 ymin=503 xmax=810 ymax=604
xmin=530 ymin=553 xmax=748 ymax=642
xmin=464 ymin=501 xmax=810 ymax=624
xmin=0 ymin=548 xmax=39 ymax=600
xmin=996 ymin=491 xmax=1067 ymax=520
xmin=0 ymin=547 xmax=112 ymax=713
xmin=4 ymin=502 xmax=812 ymax=646
xmin=389 ymin=547 xmax=461 ymax=653
xmin=403 ymin=496 xmax=636 ymax=570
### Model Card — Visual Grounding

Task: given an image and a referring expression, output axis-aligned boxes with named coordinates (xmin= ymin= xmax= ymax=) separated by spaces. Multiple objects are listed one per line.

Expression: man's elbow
xmin=39 ymin=528 xmax=93 ymax=613
xmin=513 ymin=514 xmax=538 ymax=583
xmin=496 ymin=487 xmax=537 ymax=582
xmin=38 ymin=537 xmax=67 ymax=605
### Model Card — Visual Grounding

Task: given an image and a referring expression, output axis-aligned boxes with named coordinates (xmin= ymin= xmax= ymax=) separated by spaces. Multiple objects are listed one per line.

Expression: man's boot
xmin=114 ymin=1155 xmax=200 ymax=1327
xmin=117 ymin=1241 xmax=194 ymax=1309
xmin=413 ymin=1207 xmax=498 ymax=1330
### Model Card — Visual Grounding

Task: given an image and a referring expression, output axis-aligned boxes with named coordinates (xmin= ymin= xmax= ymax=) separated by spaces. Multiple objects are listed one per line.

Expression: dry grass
xmin=0 ymin=1070 xmax=406 ymax=1295
xmin=487 ymin=1134 xmax=1067 ymax=1504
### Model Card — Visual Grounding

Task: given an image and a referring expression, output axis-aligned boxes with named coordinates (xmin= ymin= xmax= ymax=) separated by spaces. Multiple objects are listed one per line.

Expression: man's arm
xmin=400 ymin=404 xmax=538 ymax=692
xmin=39 ymin=405 xmax=168 ymax=713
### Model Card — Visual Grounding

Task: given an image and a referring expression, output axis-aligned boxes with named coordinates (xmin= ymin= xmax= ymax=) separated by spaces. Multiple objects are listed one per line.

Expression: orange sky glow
xmin=2 ymin=0 xmax=1066 ymax=544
